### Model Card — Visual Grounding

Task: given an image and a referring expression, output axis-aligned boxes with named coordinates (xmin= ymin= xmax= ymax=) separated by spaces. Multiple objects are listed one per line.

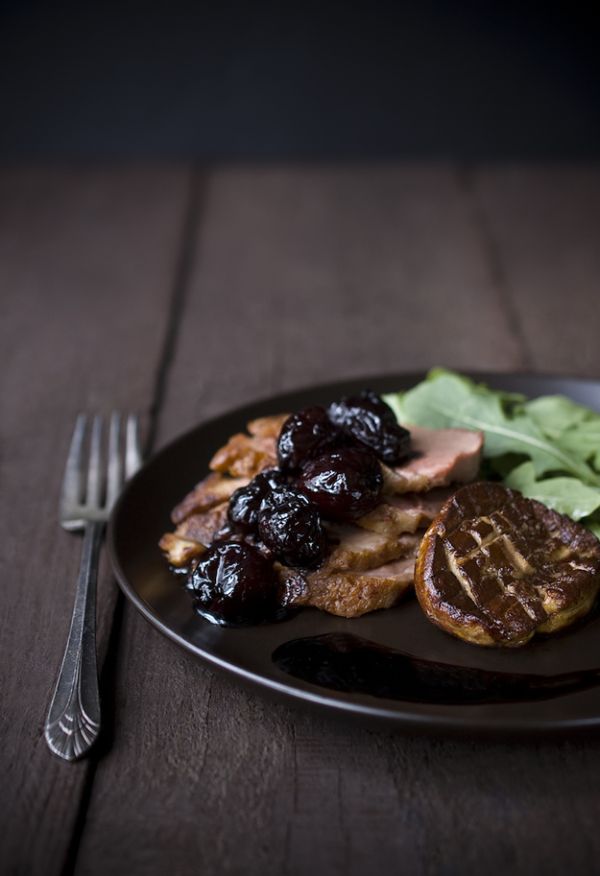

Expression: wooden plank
xmin=471 ymin=165 xmax=600 ymax=375
xmin=157 ymin=164 xmax=524 ymax=448
xmin=76 ymin=164 xmax=538 ymax=876
xmin=0 ymin=167 xmax=193 ymax=876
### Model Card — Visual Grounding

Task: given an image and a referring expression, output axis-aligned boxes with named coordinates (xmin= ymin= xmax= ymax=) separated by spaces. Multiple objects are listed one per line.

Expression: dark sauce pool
xmin=272 ymin=633 xmax=600 ymax=705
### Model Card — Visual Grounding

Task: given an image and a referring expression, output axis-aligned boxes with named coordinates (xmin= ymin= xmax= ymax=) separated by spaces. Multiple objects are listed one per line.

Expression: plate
xmin=108 ymin=373 xmax=600 ymax=737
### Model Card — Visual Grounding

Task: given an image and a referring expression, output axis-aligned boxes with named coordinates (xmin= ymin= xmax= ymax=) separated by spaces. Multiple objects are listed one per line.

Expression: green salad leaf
xmin=524 ymin=395 xmax=592 ymax=438
xmin=383 ymin=369 xmax=600 ymax=539
xmin=504 ymin=462 xmax=600 ymax=520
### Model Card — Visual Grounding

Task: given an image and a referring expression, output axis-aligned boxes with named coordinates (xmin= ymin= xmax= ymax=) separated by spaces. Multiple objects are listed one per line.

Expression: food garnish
xmin=185 ymin=541 xmax=282 ymax=626
xmin=384 ymin=368 xmax=600 ymax=537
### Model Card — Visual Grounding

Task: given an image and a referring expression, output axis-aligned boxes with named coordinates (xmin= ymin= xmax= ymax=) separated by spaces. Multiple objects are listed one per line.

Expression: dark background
xmin=1 ymin=0 xmax=599 ymax=160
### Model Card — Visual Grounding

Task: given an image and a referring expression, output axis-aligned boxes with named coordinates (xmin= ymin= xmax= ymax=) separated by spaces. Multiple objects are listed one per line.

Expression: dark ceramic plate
xmin=108 ymin=373 xmax=600 ymax=737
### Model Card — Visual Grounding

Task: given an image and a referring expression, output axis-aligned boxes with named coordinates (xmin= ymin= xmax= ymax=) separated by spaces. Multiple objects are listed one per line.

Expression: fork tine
xmin=61 ymin=414 xmax=87 ymax=509
xmin=106 ymin=411 xmax=122 ymax=508
xmin=125 ymin=415 xmax=142 ymax=479
xmin=86 ymin=415 xmax=103 ymax=508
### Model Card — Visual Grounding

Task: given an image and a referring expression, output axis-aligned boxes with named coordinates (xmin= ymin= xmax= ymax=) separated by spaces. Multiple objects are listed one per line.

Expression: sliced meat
xmin=324 ymin=524 xmax=419 ymax=572
xmin=171 ymin=472 xmax=249 ymax=524
xmin=382 ymin=426 xmax=483 ymax=495
xmin=160 ymin=502 xmax=229 ymax=567
xmin=201 ymin=420 xmax=481 ymax=501
xmin=356 ymin=488 xmax=453 ymax=537
xmin=175 ymin=502 xmax=229 ymax=544
xmin=415 ymin=482 xmax=600 ymax=647
xmin=247 ymin=413 xmax=289 ymax=438
xmin=279 ymin=553 xmax=418 ymax=618
xmin=209 ymin=413 xmax=287 ymax=478
xmin=159 ymin=533 xmax=206 ymax=567
xmin=209 ymin=432 xmax=278 ymax=478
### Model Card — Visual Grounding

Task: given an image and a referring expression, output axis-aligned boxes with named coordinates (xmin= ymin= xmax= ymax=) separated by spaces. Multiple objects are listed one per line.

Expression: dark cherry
xmin=327 ymin=389 xmax=411 ymax=464
xmin=258 ymin=486 xmax=327 ymax=568
xmin=277 ymin=406 xmax=340 ymax=471
xmin=227 ymin=468 xmax=288 ymax=533
xmin=186 ymin=541 xmax=280 ymax=625
xmin=299 ymin=446 xmax=383 ymax=520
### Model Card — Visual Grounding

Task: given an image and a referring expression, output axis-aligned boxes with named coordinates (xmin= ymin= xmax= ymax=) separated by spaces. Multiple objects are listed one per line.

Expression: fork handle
xmin=45 ymin=521 xmax=103 ymax=761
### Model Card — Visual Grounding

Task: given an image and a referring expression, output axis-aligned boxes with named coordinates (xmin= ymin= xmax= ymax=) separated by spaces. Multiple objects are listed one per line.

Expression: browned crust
xmin=323 ymin=526 xmax=420 ymax=573
xmin=279 ymin=555 xmax=417 ymax=618
xmin=158 ymin=533 xmax=206 ymax=567
xmin=415 ymin=523 xmax=503 ymax=646
xmin=247 ymin=413 xmax=290 ymax=438
xmin=414 ymin=483 xmax=600 ymax=647
xmin=209 ymin=433 xmax=278 ymax=478
xmin=356 ymin=488 xmax=453 ymax=537
xmin=171 ymin=472 xmax=249 ymax=524
xmin=208 ymin=413 xmax=288 ymax=478
xmin=162 ymin=504 xmax=229 ymax=567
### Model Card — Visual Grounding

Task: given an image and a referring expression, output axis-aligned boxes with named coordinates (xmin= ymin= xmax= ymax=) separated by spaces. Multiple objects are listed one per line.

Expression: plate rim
xmin=108 ymin=369 xmax=600 ymax=737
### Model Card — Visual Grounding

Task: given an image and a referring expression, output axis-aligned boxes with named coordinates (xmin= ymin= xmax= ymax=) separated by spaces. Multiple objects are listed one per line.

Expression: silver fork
xmin=44 ymin=413 xmax=142 ymax=762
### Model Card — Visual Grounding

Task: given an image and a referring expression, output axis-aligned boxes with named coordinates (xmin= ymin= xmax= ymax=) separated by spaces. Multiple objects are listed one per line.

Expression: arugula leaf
xmin=384 ymin=370 xmax=600 ymax=486
xmin=524 ymin=396 xmax=600 ymax=472
xmin=557 ymin=422 xmax=600 ymax=471
xmin=384 ymin=369 xmax=600 ymax=536
xmin=524 ymin=395 xmax=593 ymax=439
xmin=504 ymin=462 xmax=600 ymax=520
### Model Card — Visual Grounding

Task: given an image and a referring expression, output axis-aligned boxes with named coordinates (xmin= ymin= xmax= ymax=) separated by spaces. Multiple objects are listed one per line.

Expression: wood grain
xmin=157 ymin=164 xmax=525 ymax=447
xmin=471 ymin=165 xmax=600 ymax=376
xmin=76 ymin=164 xmax=537 ymax=876
xmin=6 ymin=164 xmax=600 ymax=876
xmin=0 ymin=167 xmax=193 ymax=875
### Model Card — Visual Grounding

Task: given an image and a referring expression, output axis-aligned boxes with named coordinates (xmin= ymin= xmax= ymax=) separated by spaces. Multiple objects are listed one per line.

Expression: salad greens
xmin=383 ymin=369 xmax=600 ymax=538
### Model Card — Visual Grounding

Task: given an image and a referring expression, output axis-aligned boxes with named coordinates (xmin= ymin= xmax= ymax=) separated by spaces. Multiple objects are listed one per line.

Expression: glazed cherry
xmin=327 ymin=390 xmax=411 ymax=464
xmin=258 ymin=486 xmax=327 ymax=568
xmin=228 ymin=469 xmax=288 ymax=533
xmin=299 ymin=446 xmax=383 ymax=520
xmin=277 ymin=406 xmax=340 ymax=471
xmin=186 ymin=541 xmax=280 ymax=625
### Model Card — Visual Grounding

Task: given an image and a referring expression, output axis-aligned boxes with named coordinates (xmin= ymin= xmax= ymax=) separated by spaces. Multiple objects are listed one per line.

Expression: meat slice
xmin=247 ymin=413 xmax=289 ymax=438
xmin=279 ymin=552 xmax=418 ymax=618
xmin=356 ymin=488 xmax=453 ymax=537
xmin=171 ymin=473 xmax=249 ymax=524
xmin=324 ymin=524 xmax=419 ymax=572
xmin=160 ymin=502 xmax=229 ymax=566
xmin=175 ymin=502 xmax=229 ymax=544
xmin=209 ymin=433 xmax=278 ymax=478
xmin=200 ymin=419 xmax=481 ymax=500
xmin=159 ymin=533 xmax=206 ymax=567
xmin=278 ymin=528 xmax=422 ymax=618
xmin=415 ymin=482 xmax=600 ymax=647
xmin=209 ymin=413 xmax=288 ymax=478
xmin=382 ymin=426 xmax=483 ymax=495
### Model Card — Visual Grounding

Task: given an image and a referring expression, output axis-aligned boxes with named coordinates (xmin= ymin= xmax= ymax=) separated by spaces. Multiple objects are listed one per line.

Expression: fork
xmin=44 ymin=413 xmax=142 ymax=762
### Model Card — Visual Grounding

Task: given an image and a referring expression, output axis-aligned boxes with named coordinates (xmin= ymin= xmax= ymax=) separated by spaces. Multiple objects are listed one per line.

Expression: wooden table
xmin=3 ymin=164 xmax=600 ymax=876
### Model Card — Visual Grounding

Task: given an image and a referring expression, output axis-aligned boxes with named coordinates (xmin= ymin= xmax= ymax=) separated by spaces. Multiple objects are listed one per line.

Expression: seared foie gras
xmin=415 ymin=482 xmax=600 ymax=647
